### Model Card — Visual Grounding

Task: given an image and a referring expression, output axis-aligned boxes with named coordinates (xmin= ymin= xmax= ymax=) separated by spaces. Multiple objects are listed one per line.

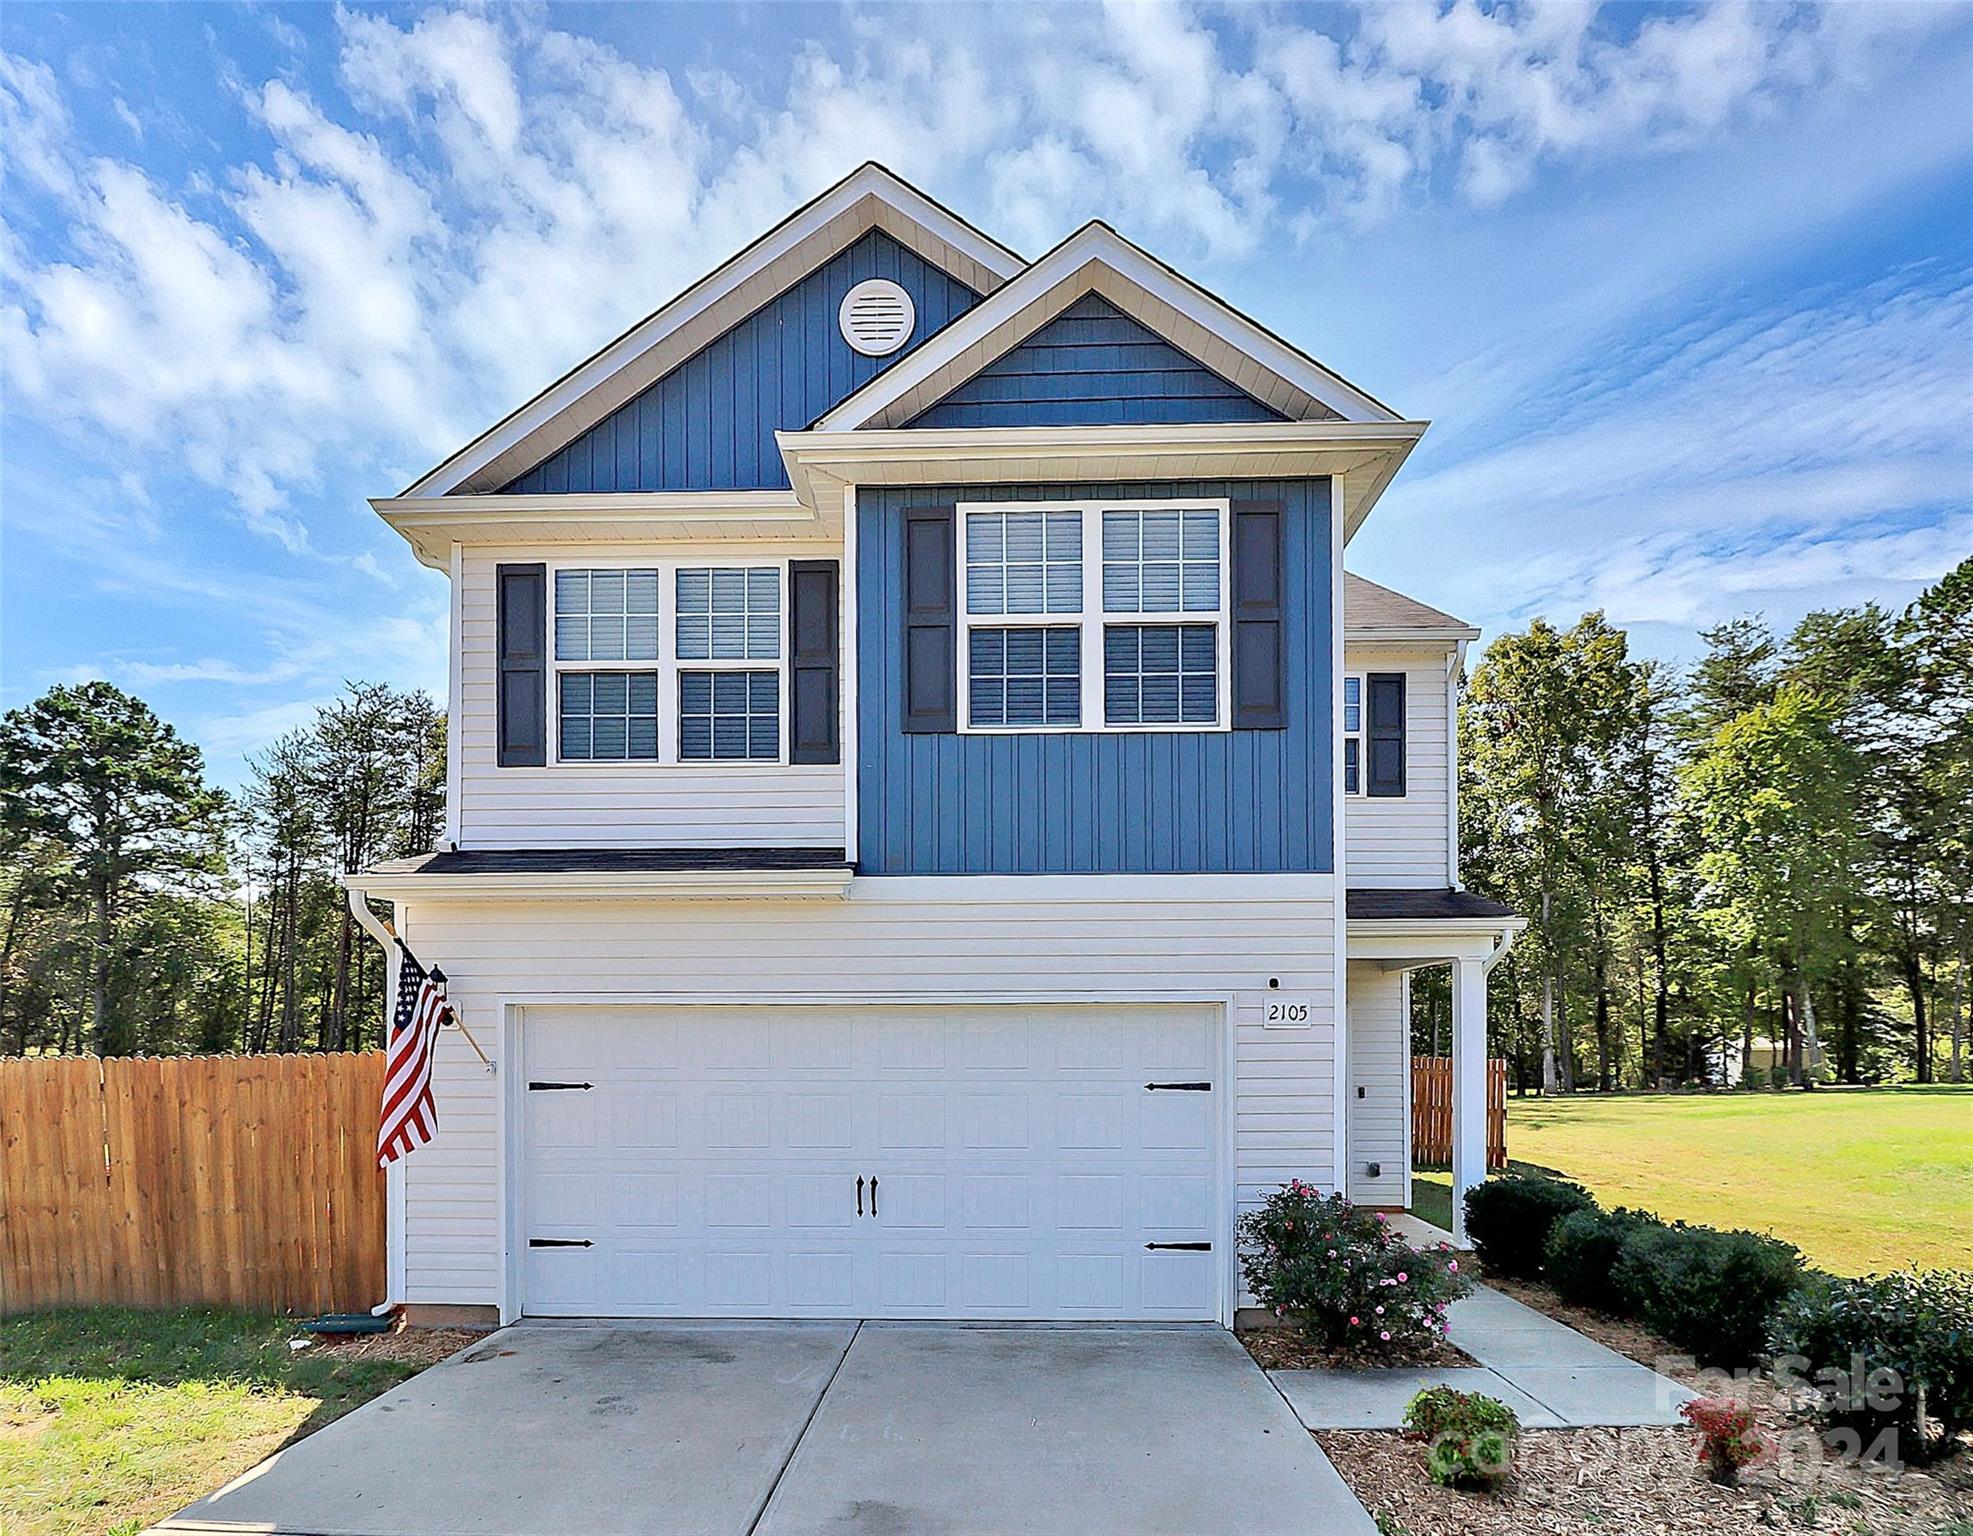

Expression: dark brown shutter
xmin=1367 ymin=672 xmax=1407 ymax=797
xmin=789 ymin=559 xmax=840 ymax=764
xmin=902 ymin=506 xmax=957 ymax=733
xmin=1230 ymin=502 xmax=1285 ymax=729
xmin=496 ymin=563 xmax=547 ymax=767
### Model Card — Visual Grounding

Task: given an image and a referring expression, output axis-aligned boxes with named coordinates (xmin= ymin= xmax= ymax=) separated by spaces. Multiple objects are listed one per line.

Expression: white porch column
xmin=1450 ymin=954 xmax=1488 ymax=1247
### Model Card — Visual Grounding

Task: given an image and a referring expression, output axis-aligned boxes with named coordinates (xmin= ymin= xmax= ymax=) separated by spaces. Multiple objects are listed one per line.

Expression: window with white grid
xmin=957 ymin=500 xmax=1228 ymax=734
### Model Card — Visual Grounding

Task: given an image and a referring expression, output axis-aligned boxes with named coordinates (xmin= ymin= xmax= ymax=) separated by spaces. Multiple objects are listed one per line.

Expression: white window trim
xmin=954 ymin=498 xmax=1232 ymax=735
xmin=545 ymin=556 xmax=789 ymax=768
xmin=1343 ymin=672 xmax=1363 ymax=797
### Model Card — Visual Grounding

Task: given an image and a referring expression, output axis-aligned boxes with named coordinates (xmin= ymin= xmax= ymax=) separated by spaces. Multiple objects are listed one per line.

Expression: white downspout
xmin=346 ymin=882 xmax=402 ymax=1318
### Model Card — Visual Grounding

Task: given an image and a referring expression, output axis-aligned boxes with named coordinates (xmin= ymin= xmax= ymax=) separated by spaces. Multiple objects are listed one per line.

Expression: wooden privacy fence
xmin=1411 ymin=1056 xmax=1509 ymax=1170
xmin=0 ymin=1052 xmax=386 ymax=1315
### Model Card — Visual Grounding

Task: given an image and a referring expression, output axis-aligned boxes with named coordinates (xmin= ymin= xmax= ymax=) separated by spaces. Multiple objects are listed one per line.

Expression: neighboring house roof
xmin=1345 ymin=888 xmax=1517 ymax=921
xmin=814 ymin=219 xmax=1401 ymax=431
xmin=403 ymin=163 xmax=1025 ymax=498
xmin=1344 ymin=573 xmax=1480 ymax=642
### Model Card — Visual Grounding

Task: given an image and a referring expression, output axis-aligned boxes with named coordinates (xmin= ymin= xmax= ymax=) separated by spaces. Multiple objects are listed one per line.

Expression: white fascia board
xmin=1348 ymin=916 xmax=1527 ymax=955
xmin=777 ymin=421 xmax=1426 ymax=511
xmin=813 ymin=222 xmax=1403 ymax=432
xmin=1345 ymin=626 xmax=1483 ymax=645
xmin=372 ymin=491 xmax=828 ymax=568
xmin=400 ymin=165 xmax=1025 ymax=499
xmin=343 ymin=868 xmax=854 ymax=902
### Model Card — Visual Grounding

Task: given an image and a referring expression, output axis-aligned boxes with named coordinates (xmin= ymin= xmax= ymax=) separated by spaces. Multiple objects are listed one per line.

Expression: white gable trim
xmin=775 ymin=420 xmax=1426 ymax=539
xmin=403 ymin=164 xmax=1025 ymax=499
xmin=812 ymin=223 xmax=1402 ymax=433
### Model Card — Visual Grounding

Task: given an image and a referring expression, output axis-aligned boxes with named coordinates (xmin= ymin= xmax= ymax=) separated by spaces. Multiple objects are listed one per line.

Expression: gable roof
xmin=814 ymin=221 xmax=1401 ymax=432
xmin=403 ymin=163 xmax=1025 ymax=497
xmin=1344 ymin=573 xmax=1479 ymax=641
xmin=906 ymin=293 xmax=1286 ymax=429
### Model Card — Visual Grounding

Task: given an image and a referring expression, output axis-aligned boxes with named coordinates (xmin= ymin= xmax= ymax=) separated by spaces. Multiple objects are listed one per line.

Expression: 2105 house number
xmin=1263 ymin=995 xmax=1314 ymax=1027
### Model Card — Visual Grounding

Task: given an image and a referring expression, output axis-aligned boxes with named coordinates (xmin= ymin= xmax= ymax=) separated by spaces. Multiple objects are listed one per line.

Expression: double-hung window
xmin=1342 ymin=675 xmax=1363 ymax=794
xmin=675 ymin=567 xmax=782 ymax=761
xmin=957 ymin=499 xmax=1230 ymax=734
xmin=549 ymin=562 xmax=784 ymax=765
xmin=554 ymin=568 xmax=661 ymax=761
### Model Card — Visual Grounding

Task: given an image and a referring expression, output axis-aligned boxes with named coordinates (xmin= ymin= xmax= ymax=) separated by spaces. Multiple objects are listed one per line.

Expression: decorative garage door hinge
xmin=528 ymin=1238 xmax=594 ymax=1248
xmin=1143 ymin=1081 xmax=1212 ymax=1091
xmin=1144 ymin=1241 xmax=1212 ymax=1251
xmin=527 ymin=1080 xmax=594 ymax=1091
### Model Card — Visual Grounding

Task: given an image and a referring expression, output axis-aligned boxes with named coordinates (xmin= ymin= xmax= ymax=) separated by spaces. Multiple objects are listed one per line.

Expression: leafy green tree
xmin=0 ymin=684 xmax=229 ymax=1055
xmin=1683 ymin=686 xmax=1861 ymax=1084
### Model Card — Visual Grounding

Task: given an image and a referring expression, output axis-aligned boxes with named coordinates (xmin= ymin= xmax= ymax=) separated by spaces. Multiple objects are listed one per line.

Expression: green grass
xmin=0 ymin=1308 xmax=426 ymax=1536
xmin=1442 ymin=1085 xmax=1973 ymax=1276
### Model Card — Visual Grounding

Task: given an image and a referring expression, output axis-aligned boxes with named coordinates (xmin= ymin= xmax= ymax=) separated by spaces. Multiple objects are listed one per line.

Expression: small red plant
xmin=1679 ymin=1395 xmax=1771 ymax=1486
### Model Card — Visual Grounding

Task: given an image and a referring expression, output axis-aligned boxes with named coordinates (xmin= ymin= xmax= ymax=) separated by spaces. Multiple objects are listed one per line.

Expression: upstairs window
xmin=546 ymin=562 xmax=784 ymax=766
xmin=1343 ymin=675 xmax=1362 ymax=794
xmin=959 ymin=500 xmax=1228 ymax=734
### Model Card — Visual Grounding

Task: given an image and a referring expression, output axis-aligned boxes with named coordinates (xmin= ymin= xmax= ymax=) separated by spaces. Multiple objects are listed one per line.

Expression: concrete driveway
xmin=154 ymin=1322 xmax=1375 ymax=1536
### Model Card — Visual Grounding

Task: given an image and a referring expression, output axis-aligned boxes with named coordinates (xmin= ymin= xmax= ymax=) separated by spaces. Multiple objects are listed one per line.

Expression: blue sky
xmin=3 ymin=1 xmax=1969 ymax=788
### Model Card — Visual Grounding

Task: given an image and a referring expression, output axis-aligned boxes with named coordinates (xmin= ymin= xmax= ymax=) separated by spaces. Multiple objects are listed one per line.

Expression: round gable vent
xmin=839 ymin=279 xmax=915 ymax=357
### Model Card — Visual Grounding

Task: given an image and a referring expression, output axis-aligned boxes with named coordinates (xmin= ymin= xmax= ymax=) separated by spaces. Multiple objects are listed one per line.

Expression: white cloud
xmin=6 ymin=2 xmax=1955 ymax=531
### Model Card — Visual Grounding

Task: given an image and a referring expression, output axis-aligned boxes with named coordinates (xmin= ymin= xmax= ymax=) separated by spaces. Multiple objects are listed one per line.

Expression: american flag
xmin=378 ymin=947 xmax=451 ymax=1168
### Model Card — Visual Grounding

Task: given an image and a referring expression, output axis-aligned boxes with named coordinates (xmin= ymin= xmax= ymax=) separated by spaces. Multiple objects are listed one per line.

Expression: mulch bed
xmin=308 ymin=1323 xmax=489 ymax=1367
xmin=1239 ymin=1327 xmax=1477 ymax=1372
xmin=1311 ymin=1273 xmax=1973 ymax=1535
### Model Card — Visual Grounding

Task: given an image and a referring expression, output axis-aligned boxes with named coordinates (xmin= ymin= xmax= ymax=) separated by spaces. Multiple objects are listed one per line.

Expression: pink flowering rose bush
xmin=1237 ymin=1180 xmax=1470 ymax=1359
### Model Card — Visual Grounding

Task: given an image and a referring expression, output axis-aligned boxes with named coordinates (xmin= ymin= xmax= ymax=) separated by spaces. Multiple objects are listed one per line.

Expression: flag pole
xmin=428 ymin=965 xmax=496 ymax=1074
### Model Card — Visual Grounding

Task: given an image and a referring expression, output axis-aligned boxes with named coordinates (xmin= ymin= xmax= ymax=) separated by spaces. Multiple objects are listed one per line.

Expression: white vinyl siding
xmin=394 ymin=876 xmax=1339 ymax=1313
xmin=1345 ymin=962 xmax=1409 ymax=1207
xmin=457 ymin=547 xmax=843 ymax=849
xmin=1343 ymin=644 xmax=1454 ymax=888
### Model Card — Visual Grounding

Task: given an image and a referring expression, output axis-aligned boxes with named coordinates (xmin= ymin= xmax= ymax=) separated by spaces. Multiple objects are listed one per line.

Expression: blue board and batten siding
xmin=856 ymin=479 xmax=1333 ymax=875
xmin=502 ymin=231 xmax=980 ymax=494
xmin=907 ymin=295 xmax=1284 ymax=429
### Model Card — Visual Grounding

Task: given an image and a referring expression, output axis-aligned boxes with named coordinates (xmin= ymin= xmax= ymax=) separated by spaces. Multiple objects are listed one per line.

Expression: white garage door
xmin=519 ymin=1004 xmax=1220 ymax=1320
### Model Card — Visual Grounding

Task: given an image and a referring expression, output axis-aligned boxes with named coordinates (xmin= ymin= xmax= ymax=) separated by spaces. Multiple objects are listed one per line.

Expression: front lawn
xmin=1416 ymin=1085 xmax=1972 ymax=1275
xmin=0 ymin=1308 xmax=472 ymax=1536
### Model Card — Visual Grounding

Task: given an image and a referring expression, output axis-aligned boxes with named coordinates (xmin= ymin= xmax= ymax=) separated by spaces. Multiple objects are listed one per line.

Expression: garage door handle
xmin=527 ymin=1081 xmax=593 ymax=1091
xmin=1145 ymin=1241 xmax=1212 ymax=1252
xmin=869 ymin=1176 xmax=878 ymax=1218
xmin=856 ymin=1175 xmax=864 ymax=1216
xmin=1144 ymin=1081 xmax=1212 ymax=1091
xmin=528 ymin=1238 xmax=593 ymax=1248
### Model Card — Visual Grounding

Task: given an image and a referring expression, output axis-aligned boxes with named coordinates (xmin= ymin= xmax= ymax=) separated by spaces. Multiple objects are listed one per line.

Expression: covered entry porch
xmin=1345 ymin=889 xmax=1524 ymax=1245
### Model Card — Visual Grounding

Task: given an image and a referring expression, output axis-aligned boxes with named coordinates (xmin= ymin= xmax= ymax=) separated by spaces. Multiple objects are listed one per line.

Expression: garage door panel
xmin=520 ymin=1005 xmax=1220 ymax=1321
xmin=961 ymin=1093 xmax=1030 ymax=1150
xmin=610 ymin=1172 xmax=680 ymax=1228
xmin=878 ymin=1092 xmax=945 ymax=1149
xmin=609 ymin=1089 xmax=679 ymax=1148
xmin=784 ymin=1092 xmax=855 ymax=1150
xmin=1057 ymin=1092 xmax=1125 ymax=1149
xmin=785 ymin=1172 xmax=856 ymax=1228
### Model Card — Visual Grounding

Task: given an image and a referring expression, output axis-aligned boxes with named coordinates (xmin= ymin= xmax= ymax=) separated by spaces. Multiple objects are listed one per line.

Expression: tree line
xmin=1445 ymin=556 xmax=1970 ymax=1090
xmin=0 ymin=680 xmax=441 ymax=1056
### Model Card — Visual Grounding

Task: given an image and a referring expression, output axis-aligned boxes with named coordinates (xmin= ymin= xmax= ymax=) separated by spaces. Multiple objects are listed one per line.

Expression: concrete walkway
xmin=154 ymin=1321 xmax=1377 ymax=1536
xmin=1271 ymin=1284 xmax=1695 ymax=1431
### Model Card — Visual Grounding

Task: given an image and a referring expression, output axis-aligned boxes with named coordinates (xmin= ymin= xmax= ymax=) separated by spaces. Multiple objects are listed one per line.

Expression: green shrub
xmin=1237 ymin=1180 xmax=1470 ymax=1359
xmin=1769 ymin=1269 xmax=1973 ymax=1464
xmin=1611 ymin=1221 xmax=1804 ymax=1367
xmin=1543 ymin=1207 xmax=1661 ymax=1312
xmin=1403 ymin=1385 xmax=1519 ymax=1490
xmin=1462 ymin=1174 xmax=1596 ymax=1280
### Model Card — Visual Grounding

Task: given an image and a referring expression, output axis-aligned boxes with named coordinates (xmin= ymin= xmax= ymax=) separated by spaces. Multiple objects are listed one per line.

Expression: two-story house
xmin=348 ymin=165 xmax=1522 ymax=1329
